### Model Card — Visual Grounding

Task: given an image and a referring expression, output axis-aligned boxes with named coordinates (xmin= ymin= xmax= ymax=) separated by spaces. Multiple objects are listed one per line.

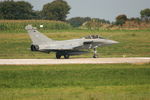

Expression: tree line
xmin=0 ymin=0 xmax=150 ymax=27
xmin=0 ymin=0 xmax=70 ymax=20
xmin=115 ymin=8 xmax=150 ymax=26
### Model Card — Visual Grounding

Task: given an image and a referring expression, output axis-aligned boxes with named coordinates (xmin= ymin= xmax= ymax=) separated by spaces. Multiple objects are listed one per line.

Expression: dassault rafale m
xmin=25 ymin=25 xmax=119 ymax=59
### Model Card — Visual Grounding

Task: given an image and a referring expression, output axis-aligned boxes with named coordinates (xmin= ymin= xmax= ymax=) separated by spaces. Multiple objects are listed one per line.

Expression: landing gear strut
xmin=93 ymin=47 xmax=98 ymax=58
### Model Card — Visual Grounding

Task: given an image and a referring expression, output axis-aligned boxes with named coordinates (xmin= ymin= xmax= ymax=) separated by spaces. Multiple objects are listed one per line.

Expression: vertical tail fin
xmin=25 ymin=25 xmax=53 ymax=45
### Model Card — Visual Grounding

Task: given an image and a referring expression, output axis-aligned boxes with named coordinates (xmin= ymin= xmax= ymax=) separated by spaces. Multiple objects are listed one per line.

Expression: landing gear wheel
xmin=93 ymin=54 xmax=97 ymax=58
xmin=64 ymin=54 xmax=70 ymax=59
xmin=56 ymin=53 xmax=61 ymax=59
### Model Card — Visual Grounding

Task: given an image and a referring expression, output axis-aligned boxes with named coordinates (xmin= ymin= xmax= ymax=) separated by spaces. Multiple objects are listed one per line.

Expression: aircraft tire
xmin=93 ymin=54 xmax=97 ymax=58
xmin=56 ymin=53 xmax=61 ymax=59
xmin=64 ymin=54 xmax=70 ymax=59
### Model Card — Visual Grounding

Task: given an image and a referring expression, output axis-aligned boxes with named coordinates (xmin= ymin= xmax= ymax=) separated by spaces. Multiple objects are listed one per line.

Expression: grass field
xmin=0 ymin=64 xmax=150 ymax=100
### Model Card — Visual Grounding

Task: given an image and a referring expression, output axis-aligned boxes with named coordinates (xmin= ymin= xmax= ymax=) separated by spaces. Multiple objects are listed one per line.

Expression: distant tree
xmin=140 ymin=8 xmax=150 ymax=21
xmin=15 ymin=1 xmax=33 ymax=19
xmin=91 ymin=18 xmax=110 ymax=24
xmin=128 ymin=17 xmax=141 ymax=22
xmin=67 ymin=17 xmax=91 ymax=27
xmin=32 ymin=11 xmax=42 ymax=19
xmin=0 ymin=1 xmax=33 ymax=19
xmin=115 ymin=14 xmax=128 ymax=26
xmin=42 ymin=0 xmax=70 ymax=21
xmin=67 ymin=17 xmax=110 ymax=27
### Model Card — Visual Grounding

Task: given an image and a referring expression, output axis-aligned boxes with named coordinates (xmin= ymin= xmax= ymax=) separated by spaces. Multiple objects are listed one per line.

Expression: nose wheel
xmin=93 ymin=47 xmax=98 ymax=58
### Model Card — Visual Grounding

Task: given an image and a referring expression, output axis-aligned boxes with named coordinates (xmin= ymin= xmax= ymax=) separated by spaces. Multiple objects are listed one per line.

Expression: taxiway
xmin=0 ymin=57 xmax=149 ymax=65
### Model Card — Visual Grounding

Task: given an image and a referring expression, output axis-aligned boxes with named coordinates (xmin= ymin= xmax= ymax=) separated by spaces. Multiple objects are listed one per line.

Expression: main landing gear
xmin=93 ymin=47 xmax=98 ymax=58
xmin=56 ymin=52 xmax=70 ymax=59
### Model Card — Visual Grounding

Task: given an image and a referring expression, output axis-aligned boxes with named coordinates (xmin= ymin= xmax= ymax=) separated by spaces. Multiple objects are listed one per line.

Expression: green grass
xmin=0 ymin=30 xmax=150 ymax=58
xmin=0 ymin=64 xmax=150 ymax=100
xmin=0 ymin=64 xmax=150 ymax=88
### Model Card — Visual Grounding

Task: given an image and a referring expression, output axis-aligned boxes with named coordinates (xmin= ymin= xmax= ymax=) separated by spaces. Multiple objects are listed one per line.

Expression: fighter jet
xmin=25 ymin=25 xmax=118 ymax=59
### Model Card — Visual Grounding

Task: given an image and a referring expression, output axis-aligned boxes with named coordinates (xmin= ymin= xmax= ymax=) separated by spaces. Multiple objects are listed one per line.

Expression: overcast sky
xmin=2 ymin=0 xmax=150 ymax=21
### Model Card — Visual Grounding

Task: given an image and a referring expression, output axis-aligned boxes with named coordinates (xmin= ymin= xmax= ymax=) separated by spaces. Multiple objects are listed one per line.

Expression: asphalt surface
xmin=0 ymin=57 xmax=149 ymax=65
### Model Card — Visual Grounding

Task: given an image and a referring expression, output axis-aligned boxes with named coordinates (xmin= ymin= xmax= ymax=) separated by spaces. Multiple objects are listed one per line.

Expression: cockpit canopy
xmin=84 ymin=35 xmax=105 ymax=39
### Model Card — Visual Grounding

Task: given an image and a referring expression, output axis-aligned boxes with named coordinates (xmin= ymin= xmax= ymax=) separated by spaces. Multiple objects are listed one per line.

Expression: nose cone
xmin=111 ymin=40 xmax=119 ymax=44
xmin=107 ymin=40 xmax=119 ymax=45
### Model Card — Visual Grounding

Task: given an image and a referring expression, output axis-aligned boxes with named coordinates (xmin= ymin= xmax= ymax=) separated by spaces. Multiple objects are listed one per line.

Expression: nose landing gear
xmin=93 ymin=47 xmax=98 ymax=58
